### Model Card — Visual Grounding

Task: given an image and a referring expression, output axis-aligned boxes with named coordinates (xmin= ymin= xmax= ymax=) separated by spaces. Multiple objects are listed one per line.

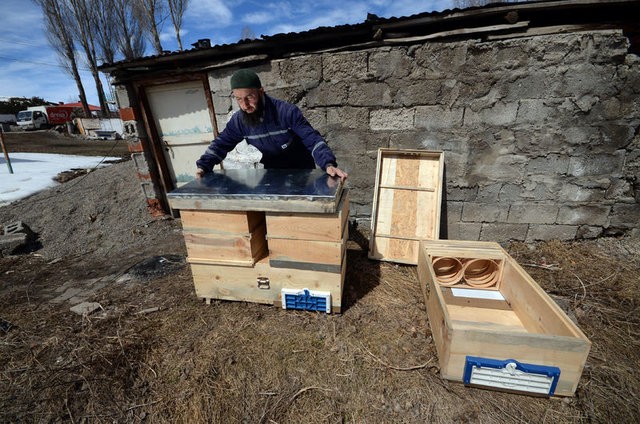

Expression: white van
xmin=16 ymin=109 xmax=48 ymax=130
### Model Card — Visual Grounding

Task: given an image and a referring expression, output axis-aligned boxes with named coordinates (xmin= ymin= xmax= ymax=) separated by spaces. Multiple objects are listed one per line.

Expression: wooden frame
xmin=369 ymin=149 xmax=444 ymax=265
xmin=417 ymin=239 xmax=591 ymax=396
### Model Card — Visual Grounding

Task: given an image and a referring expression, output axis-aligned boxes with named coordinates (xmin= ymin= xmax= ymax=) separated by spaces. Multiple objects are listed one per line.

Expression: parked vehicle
xmin=16 ymin=105 xmax=75 ymax=130
xmin=0 ymin=114 xmax=16 ymax=131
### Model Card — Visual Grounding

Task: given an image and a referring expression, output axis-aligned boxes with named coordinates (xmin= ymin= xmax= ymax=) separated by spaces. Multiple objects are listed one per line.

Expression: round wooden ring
xmin=463 ymin=259 xmax=499 ymax=288
xmin=432 ymin=257 xmax=464 ymax=286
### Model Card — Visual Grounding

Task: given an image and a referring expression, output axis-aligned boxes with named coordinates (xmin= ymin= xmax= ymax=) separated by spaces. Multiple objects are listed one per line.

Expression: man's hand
xmin=195 ymin=168 xmax=206 ymax=179
xmin=326 ymin=165 xmax=348 ymax=182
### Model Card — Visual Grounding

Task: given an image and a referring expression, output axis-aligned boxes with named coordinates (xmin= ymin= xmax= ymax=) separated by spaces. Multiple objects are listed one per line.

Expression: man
xmin=196 ymin=69 xmax=348 ymax=181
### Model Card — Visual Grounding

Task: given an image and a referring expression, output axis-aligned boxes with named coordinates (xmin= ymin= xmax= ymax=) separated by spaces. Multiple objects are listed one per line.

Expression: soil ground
xmin=1 ymin=131 xmax=639 ymax=423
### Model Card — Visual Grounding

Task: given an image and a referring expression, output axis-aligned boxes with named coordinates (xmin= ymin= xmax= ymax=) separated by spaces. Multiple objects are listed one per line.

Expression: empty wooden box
xmin=417 ymin=239 xmax=591 ymax=397
xmin=266 ymin=190 xmax=349 ymax=273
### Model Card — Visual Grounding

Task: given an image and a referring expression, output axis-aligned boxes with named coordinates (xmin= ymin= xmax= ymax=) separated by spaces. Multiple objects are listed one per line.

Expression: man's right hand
xmin=195 ymin=168 xmax=205 ymax=179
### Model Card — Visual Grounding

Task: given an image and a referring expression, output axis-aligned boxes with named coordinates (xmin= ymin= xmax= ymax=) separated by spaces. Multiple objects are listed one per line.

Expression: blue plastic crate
xmin=281 ymin=288 xmax=331 ymax=313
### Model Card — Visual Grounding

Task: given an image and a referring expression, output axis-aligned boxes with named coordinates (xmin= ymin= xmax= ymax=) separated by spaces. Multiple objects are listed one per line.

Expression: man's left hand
xmin=326 ymin=165 xmax=348 ymax=182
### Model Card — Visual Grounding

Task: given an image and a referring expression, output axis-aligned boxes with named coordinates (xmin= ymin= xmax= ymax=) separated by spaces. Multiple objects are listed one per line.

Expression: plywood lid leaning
xmin=167 ymin=168 xmax=344 ymax=213
xmin=368 ymin=148 xmax=444 ymax=265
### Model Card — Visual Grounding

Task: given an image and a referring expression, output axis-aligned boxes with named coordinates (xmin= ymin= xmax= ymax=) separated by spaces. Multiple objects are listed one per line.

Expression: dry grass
xmin=2 ymin=232 xmax=639 ymax=423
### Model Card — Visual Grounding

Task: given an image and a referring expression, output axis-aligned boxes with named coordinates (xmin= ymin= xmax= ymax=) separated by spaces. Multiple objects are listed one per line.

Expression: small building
xmin=100 ymin=0 xmax=640 ymax=242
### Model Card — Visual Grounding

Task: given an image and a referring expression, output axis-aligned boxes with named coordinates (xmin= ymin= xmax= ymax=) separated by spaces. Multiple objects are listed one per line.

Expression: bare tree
xmin=137 ymin=0 xmax=166 ymax=55
xmin=167 ymin=0 xmax=189 ymax=51
xmin=113 ymin=0 xmax=147 ymax=60
xmin=33 ymin=0 xmax=91 ymax=117
xmin=94 ymin=0 xmax=118 ymax=64
xmin=68 ymin=0 xmax=110 ymax=116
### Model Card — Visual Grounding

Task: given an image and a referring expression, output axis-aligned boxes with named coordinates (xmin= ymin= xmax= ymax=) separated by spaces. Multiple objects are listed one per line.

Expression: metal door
xmin=146 ymin=81 xmax=214 ymax=186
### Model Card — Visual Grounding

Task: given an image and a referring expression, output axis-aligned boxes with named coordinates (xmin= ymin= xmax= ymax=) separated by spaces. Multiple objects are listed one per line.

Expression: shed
xmin=100 ymin=0 xmax=640 ymax=242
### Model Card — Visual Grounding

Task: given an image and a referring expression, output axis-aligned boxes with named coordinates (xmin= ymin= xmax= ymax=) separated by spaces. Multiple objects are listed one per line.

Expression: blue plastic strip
xmin=463 ymin=356 xmax=561 ymax=396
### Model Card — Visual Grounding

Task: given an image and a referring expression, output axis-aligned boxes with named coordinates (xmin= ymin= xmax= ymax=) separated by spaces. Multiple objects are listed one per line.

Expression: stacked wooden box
xmin=168 ymin=170 xmax=349 ymax=313
xmin=180 ymin=210 xmax=267 ymax=267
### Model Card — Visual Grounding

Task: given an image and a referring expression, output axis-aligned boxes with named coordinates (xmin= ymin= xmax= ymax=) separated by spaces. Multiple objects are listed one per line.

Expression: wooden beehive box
xmin=369 ymin=149 xmax=444 ymax=265
xmin=417 ymin=239 xmax=591 ymax=397
xmin=266 ymin=190 xmax=349 ymax=273
xmin=180 ymin=210 xmax=267 ymax=266
xmin=167 ymin=169 xmax=348 ymax=313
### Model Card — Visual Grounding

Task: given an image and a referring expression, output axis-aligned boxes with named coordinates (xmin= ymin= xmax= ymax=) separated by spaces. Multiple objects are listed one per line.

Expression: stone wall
xmin=207 ymin=29 xmax=639 ymax=242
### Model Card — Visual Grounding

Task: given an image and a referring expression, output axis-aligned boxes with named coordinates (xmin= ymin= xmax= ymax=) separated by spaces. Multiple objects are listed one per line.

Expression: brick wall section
xmin=115 ymin=85 xmax=165 ymax=216
xmin=185 ymin=30 xmax=640 ymax=241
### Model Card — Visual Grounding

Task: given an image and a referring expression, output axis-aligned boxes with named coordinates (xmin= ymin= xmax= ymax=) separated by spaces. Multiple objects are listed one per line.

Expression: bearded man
xmin=196 ymin=69 xmax=348 ymax=181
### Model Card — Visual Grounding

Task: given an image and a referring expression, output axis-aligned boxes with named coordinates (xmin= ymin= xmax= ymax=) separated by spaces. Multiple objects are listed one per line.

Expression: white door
xmin=146 ymin=81 xmax=214 ymax=186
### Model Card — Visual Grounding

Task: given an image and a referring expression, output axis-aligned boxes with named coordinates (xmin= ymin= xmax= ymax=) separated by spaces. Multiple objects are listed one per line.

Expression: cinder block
xmin=462 ymin=203 xmax=508 ymax=223
xmin=557 ymin=205 xmax=610 ymax=226
xmin=507 ymin=204 xmax=559 ymax=224
xmin=446 ymin=222 xmax=482 ymax=241
xmin=131 ymin=153 xmax=150 ymax=174
xmin=526 ymin=225 xmax=578 ymax=242
xmin=3 ymin=221 xmax=34 ymax=237
xmin=480 ymin=223 xmax=528 ymax=242
xmin=0 ymin=233 xmax=28 ymax=256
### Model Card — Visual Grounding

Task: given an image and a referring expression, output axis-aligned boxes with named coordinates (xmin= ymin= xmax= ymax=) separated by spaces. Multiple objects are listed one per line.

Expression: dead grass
xmin=3 ymin=234 xmax=638 ymax=423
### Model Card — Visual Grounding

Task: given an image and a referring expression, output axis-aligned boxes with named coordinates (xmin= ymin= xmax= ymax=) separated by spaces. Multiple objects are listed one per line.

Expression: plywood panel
xmin=369 ymin=149 xmax=444 ymax=265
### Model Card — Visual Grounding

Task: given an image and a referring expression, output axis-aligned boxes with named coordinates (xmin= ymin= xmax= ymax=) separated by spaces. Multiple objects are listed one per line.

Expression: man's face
xmin=233 ymin=88 xmax=263 ymax=113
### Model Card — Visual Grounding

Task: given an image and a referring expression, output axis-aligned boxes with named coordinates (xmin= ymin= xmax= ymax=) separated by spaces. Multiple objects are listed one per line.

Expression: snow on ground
xmin=0 ymin=153 xmax=119 ymax=207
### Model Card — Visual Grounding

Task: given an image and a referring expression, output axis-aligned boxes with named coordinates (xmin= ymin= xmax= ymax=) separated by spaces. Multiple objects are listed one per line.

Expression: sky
xmin=0 ymin=0 xmax=453 ymax=108
xmin=0 ymin=153 xmax=120 ymax=206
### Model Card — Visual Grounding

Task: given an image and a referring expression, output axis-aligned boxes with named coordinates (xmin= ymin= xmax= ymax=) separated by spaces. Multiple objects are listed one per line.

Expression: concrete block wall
xmin=207 ymin=29 xmax=638 ymax=242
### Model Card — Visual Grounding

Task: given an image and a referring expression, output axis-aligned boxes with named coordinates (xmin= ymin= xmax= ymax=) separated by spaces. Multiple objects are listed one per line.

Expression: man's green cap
xmin=230 ymin=69 xmax=262 ymax=90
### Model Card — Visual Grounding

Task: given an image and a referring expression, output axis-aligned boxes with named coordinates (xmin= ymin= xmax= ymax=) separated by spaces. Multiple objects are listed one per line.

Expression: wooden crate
xmin=369 ymin=149 xmax=444 ymax=265
xmin=180 ymin=210 xmax=267 ymax=266
xmin=266 ymin=190 xmax=349 ymax=272
xmin=417 ymin=239 xmax=591 ymax=397
xmin=189 ymin=253 xmax=346 ymax=313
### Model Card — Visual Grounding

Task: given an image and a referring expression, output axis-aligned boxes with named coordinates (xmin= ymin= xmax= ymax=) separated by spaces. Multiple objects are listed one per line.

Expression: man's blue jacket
xmin=196 ymin=94 xmax=338 ymax=171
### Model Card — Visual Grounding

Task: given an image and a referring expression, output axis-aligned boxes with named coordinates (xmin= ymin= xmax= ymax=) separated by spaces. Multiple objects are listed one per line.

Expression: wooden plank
xmin=265 ymin=189 xmax=349 ymax=241
xmin=501 ymin=256 xmax=591 ymax=340
xmin=418 ymin=243 xmax=452 ymax=372
xmin=190 ymin=258 xmax=278 ymax=305
xmin=369 ymin=236 xmax=420 ymax=265
xmin=447 ymin=304 xmax=527 ymax=332
xmin=181 ymin=210 xmax=264 ymax=234
xmin=445 ymin=329 xmax=590 ymax=397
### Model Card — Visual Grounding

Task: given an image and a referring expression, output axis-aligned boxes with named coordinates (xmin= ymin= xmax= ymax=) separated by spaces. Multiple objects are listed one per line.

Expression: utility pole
xmin=0 ymin=127 xmax=13 ymax=174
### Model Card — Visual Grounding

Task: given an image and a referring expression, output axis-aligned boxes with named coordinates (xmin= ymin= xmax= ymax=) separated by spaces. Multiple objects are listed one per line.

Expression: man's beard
xmin=240 ymin=97 xmax=264 ymax=127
